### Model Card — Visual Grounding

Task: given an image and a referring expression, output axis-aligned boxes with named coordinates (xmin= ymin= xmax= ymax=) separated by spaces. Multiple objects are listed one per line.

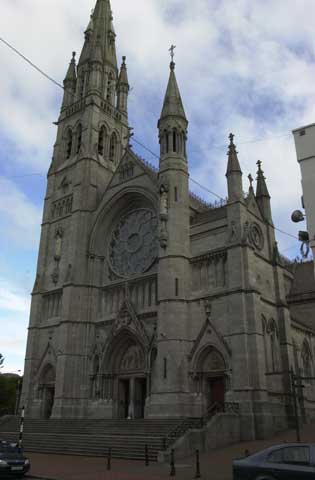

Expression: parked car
xmin=0 ymin=441 xmax=30 ymax=477
xmin=233 ymin=443 xmax=315 ymax=479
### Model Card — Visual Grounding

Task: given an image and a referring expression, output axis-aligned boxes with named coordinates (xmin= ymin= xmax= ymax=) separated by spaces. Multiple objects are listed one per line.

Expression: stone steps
xmin=0 ymin=417 xmax=199 ymax=461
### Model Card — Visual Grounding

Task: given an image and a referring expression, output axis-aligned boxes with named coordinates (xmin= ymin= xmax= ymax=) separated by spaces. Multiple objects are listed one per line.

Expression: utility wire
xmin=133 ymin=137 xmax=225 ymax=200
xmin=1 ymin=36 xmax=299 ymax=242
xmin=0 ymin=36 xmax=65 ymax=91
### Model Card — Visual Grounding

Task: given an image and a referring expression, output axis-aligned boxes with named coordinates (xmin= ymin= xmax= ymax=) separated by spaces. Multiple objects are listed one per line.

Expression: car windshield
xmin=0 ymin=443 xmax=18 ymax=454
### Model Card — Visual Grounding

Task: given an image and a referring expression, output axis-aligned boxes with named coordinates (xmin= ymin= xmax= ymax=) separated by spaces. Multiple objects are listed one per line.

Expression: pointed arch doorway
xmin=39 ymin=365 xmax=56 ymax=419
xmin=107 ymin=333 xmax=148 ymax=419
xmin=196 ymin=347 xmax=227 ymax=411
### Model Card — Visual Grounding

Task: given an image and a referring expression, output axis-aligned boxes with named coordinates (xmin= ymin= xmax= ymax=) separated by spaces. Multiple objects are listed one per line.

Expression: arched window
xmin=98 ymin=126 xmax=106 ymax=156
xmin=66 ymin=129 xmax=73 ymax=159
xmin=165 ymin=131 xmax=169 ymax=153
xmin=302 ymin=340 xmax=313 ymax=380
xmin=173 ymin=129 xmax=177 ymax=153
xmin=269 ymin=320 xmax=279 ymax=372
xmin=109 ymin=132 xmax=117 ymax=163
xmin=262 ymin=316 xmax=268 ymax=372
xmin=107 ymin=72 xmax=114 ymax=104
xmin=76 ymin=124 xmax=82 ymax=154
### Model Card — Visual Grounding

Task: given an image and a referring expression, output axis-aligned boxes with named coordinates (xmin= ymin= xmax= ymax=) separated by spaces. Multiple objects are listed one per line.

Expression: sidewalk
xmin=26 ymin=424 xmax=315 ymax=480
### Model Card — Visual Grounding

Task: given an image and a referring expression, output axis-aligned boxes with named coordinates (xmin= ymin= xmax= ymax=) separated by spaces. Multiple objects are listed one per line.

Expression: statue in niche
xmin=159 ymin=183 xmax=169 ymax=248
xmin=160 ymin=184 xmax=169 ymax=219
xmin=54 ymin=225 xmax=64 ymax=261
xmin=229 ymin=221 xmax=238 ymax=242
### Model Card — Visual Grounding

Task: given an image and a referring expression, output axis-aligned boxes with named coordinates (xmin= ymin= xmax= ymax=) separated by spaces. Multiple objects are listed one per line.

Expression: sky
xmin=0 ymin=0 xmax=315 ymax=373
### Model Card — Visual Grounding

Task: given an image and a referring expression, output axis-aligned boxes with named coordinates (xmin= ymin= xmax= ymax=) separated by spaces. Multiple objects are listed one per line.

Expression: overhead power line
xmin=0 ymin=35 xmax=299 ymax=243
xmin=0 ymin=36 xmax=64 ymax=91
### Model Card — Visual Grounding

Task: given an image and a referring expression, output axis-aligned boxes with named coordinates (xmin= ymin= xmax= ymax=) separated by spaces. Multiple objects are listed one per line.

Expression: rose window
xmin=109 ymin=208 xmax=158 ymax=277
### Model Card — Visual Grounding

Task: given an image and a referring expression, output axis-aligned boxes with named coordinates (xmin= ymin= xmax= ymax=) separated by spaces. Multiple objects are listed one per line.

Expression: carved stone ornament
xmin=51 ymin=264 xmax=59 ymax=285
xmin=229 ymin=221 xmax=238 ymax=242
xmin=249 ymin=222 xmax=264 ymax=250
xmin=108 ymin=208 xmax=158 ymax=278
xmin=242 ymin=221 xmax=250 ymax=244
xmin=54 ymin=225 xmax=64 ymax=261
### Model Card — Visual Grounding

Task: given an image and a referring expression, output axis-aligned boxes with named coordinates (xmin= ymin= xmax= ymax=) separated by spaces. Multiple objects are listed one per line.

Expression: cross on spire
xmin=169 ymin=44 xmax=176 ymax=62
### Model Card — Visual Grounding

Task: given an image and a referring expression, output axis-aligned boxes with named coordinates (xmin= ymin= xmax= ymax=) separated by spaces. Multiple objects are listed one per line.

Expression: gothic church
xmin=21 ymin=0 xmax=315 ymax=440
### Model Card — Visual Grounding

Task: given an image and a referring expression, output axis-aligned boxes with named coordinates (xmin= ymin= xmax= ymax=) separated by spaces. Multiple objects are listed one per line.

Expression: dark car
xmin=0 ymin=441 xmax=30 ymax=477
xmin=233 ymin=443 xmax=315 ymax=479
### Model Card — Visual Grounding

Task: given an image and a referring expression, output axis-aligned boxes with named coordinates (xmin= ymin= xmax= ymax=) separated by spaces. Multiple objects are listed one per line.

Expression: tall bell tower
xmin=21 ymin=0 xmax=130 ymax=418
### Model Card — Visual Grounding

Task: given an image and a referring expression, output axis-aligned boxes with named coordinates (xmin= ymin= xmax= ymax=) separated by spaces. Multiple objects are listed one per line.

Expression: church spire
xmin=158 ymin=57 xmax=188 ymax=162
xmin=256 ymin=161 xmax=273 ymax=224
xmin=226 ymin=133 xmax=243 ymax=202
xmin=160 ymin=61 xmax=187 ymax=122
xmin=75 ymin=0 xmax=118 ymax=101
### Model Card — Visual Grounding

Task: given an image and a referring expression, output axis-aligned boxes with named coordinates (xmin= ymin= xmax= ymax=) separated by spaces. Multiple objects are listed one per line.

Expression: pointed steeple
xmin=256 ymin=160 xmax=270 ymax=198
xmin=62 ymin=52 xmax=77 ymax=109
xmin=226 ymin=133 xmax=243 ymax=202
xmin=117 ymin=56 xmax=129 ymax=114
xmin=256 ymin=161 xmax=273 ymax=224
xmin=160 ymin=61 xmax=187 ymax=121
xmin=92 ymin=0 xmax=117 ymax=69
xmin=158 ymin=60 xmax=188 ymax=162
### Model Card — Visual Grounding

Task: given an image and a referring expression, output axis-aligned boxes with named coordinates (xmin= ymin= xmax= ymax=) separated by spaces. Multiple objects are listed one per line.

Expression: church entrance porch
xmin=118 ymin=377 xmax=147 ymax=419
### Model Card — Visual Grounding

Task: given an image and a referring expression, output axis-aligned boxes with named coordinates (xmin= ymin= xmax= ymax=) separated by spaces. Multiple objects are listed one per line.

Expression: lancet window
xmin=76 ymin=124 xmax=82 ymax=154
xmin=66 ymin=129 xmax=73 ymax=159
xmin=98 ymin=126 xmax=107 ymax=157
xmin=109 ymin=132 xmax=117 ymax=163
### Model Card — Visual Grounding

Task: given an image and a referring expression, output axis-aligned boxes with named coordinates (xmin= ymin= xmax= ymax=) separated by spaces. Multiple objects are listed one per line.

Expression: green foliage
xmin=0 ymin=375 xmax=21 ymax=416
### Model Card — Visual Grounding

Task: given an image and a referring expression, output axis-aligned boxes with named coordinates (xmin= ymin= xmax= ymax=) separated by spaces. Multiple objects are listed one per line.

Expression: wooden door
xmin=207 ymin=377 xmax=225 ymax=408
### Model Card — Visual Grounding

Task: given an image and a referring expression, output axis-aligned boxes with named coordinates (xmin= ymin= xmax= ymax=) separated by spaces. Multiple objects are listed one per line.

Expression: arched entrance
xmin=39 ymin=365 xmax=56 ymax=419
xmin=106 ymin=333 xmax=147 ymax=419
xmin=196 ymin=347 xmax=226 ymax=411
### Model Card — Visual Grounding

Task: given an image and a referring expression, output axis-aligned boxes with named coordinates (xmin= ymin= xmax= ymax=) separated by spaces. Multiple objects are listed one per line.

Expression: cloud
xmin=0 ymin=279 xmax=31 ymax=314
xmin=0 ymin=177 xmax=42 ymax=249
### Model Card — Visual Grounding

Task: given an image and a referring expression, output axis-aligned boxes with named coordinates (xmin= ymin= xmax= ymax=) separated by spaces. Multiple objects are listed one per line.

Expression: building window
xmin=163 ymin=358 xmax=167 ymax=379
xmin=173 ymin=129 xmax=177 ymax=153
xmin=175 ymin=278 xmax=179 ymax=297
xmin=76 ymin=124 xmax=82 ymax=154
xmin=166 ymin=131 xmax=169 ymax=153
xmin=98 ymin=126 xmax=107 ymax=156
xmin=66 ymin=129 xmax=73 ymax=159
xmin=109 ymin=132 xmax=117 ymax=163
xmin=302 ymin=340 xmax=313 ymax=381
xmin=174 ymin=187 xmax=178 ymax=202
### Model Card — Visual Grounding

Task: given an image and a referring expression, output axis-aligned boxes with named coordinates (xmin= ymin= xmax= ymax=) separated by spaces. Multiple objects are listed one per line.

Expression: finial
xmin=257 ymin=160 xmax=262 ymax=171
xmin=71 ymin=52 xmax=76 ymax=62
xmin=248 ymin=174 xmax=254 ymax=189
xmin=122 ymin=56 xmax=126 ymax=64
xmin=229 ymin=133 xmax=235 ymax=145
xmin=124 ymin=127 xmax=134 ymax=148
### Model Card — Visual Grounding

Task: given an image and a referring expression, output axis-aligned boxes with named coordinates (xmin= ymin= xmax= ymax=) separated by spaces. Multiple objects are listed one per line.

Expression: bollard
xmin=170 ymin=448 xmax=176 ymax=477
xmin=194 ymin=449 xmax=201 ymax=478
xmin=145 ymin=444 xmax=149 ymax=466
xmin=107 ymin=447 xmax=112 ymax=471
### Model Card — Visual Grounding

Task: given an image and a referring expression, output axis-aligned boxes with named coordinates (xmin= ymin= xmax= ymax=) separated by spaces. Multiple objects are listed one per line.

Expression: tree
xmin=0 ymin=374 xmax=21 ymax=416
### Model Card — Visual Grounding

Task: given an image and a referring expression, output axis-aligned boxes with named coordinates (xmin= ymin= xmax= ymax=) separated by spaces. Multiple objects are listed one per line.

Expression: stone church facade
xmin=21 ymin=0 xmax=315 ymax=440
